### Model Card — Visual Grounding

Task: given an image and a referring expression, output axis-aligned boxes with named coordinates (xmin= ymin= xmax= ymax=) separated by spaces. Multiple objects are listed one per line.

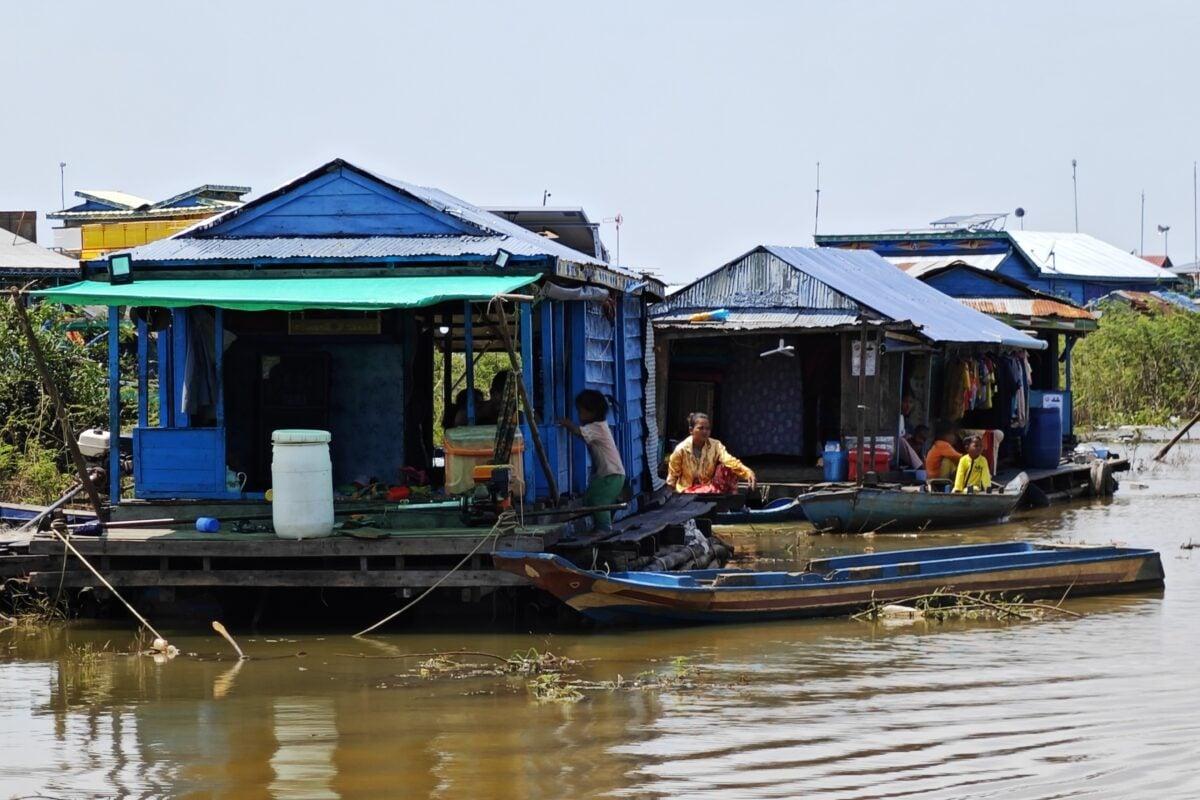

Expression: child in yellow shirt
xmin=953 ymin=435 xmax=992 ymax=493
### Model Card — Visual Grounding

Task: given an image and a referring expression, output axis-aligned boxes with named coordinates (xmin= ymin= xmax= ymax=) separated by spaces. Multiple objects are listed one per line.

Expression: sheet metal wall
xmin=658 ymin=250 xmax=860 ymax=313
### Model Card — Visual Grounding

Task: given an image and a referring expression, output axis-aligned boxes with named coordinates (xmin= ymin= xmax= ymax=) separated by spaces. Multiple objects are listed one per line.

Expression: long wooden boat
xmin=713 ymin=496 xmax=806 ymax=525
xmin=797 ymin=473 xmax=1029 ymax=533
xmin=493 ymin=540 xmax=1163 ymax=625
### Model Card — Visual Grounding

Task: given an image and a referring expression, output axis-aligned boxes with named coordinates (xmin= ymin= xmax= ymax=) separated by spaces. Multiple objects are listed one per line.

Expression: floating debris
xmin=852 ymin=589 xmax=1081 ymax=623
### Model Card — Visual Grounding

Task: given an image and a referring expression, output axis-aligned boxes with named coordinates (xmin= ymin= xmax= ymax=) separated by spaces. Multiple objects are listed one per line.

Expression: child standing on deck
xmin=560 ymin=390 xmax=626 ymax=532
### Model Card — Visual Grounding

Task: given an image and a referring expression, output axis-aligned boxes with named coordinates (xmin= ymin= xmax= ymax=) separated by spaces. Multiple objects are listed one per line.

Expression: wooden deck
xmin=25 ymin=523 xmax=561 ymax=590
xmin=18 ymin=495 xmax=721 ymax=591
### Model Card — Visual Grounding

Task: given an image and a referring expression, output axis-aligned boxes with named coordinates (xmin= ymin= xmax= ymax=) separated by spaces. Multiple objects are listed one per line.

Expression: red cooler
xmin=848 ymin=450 xmax=892 ymax=481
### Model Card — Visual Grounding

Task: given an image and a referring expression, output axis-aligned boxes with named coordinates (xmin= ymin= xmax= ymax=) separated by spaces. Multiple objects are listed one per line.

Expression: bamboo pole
xmin=490 ymin=300 xmax=559 ymax=504
xmin=1154 ymin=410 xmax=1200 ymax=461
xmin=8 ymin=289 xmax=106 ymax=519
xmin=48 ymin=521 xmax=165 ymax=643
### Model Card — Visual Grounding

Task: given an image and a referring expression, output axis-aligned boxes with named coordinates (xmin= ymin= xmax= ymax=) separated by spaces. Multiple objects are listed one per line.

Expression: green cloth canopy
xmin=33 ymin=274 xmax=541 ymax=311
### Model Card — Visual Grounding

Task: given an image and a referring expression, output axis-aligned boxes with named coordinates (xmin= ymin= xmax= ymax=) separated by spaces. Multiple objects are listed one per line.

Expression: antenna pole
xmin=58 ymin=161 xmax=67 ymax=211
xmin=1140 ymin=190 xmax=1145 ymax=256
xmin=813 ymin=161 xmax=821 ymax=239
xmin=1071 ymin=159 xmax=1079 ymax=232
xmin=1193 ymin=161 xmax=1197 ymax=270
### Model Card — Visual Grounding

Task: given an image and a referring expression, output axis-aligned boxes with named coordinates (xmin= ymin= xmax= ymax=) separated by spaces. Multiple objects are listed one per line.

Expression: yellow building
xmin=49 ymin=185 xmax=250 ymax=259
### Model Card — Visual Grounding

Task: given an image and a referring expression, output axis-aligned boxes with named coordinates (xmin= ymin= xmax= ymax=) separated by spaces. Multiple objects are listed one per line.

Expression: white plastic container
xmin=271 ymin=429 xmax=335 ymax=539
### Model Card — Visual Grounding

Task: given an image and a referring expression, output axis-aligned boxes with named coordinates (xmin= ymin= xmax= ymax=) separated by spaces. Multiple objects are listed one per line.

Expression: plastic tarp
xmin=33 ymin=274 xmax=541 ymax=311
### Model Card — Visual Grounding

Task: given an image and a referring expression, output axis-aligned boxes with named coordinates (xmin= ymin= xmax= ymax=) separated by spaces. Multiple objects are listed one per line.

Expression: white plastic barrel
xmin=271 ymin=429 xmax=334 ymax=539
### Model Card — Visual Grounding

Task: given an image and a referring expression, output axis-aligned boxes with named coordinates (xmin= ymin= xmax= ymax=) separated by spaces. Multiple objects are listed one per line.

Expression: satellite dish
xmin=1014 ymin=207 xmax=1026 ymax=218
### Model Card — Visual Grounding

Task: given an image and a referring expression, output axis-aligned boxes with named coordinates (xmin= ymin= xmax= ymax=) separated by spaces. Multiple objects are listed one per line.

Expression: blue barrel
xmin=824 ymin=450 xmax=848 ymax=482
xmin=1023 ymin=407 xmax=1063 ymax=469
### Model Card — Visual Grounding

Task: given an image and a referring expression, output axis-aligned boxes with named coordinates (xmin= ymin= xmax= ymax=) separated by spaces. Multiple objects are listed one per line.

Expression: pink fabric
xmin=684 ymin=464 xmax=740 ymax=495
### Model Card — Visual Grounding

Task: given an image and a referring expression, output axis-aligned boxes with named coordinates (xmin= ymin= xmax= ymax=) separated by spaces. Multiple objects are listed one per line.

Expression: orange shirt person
xmin=923 ymin=422 xmax=963 ymax=480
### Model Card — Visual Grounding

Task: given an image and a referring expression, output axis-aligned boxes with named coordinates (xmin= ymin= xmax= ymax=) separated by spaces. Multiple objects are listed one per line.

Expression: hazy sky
xmin=4 ymin=1 xmax=1198 ymax=280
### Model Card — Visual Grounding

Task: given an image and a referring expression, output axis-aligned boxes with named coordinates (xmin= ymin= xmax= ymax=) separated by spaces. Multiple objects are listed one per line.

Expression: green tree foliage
xmin=0 ymin=300 xmax=128 ymax=502
xmin=1072 ymin=304 xmax=1200 ymax=427
xmin=431 ymin=351 xmax=514 ymax=443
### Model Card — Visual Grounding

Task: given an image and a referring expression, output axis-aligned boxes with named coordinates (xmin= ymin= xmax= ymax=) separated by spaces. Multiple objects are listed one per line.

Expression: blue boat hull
xmin=798 ymin=482 xmax=1026 ymax=533
xmin=713 ymin=497 xmax=807 ymax=525
xmin=494 ymin=541 xmax=1164 ymax=626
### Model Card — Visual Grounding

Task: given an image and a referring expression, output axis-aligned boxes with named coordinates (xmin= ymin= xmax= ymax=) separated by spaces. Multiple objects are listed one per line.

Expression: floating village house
xmin=894 ymin=259 xmax=1098 ymax=438
xmin=36 ymin=159 xmax=662 ymax=525
xmin=1 ymin=230 xmax=80 ymax=285
xmin=814 ymin=215 xmax=1180 ymax=305
xmin=650 ymin=246 xmax=1057 ymax=484
xmin=48 ymin=184 xmax=252 ymax=260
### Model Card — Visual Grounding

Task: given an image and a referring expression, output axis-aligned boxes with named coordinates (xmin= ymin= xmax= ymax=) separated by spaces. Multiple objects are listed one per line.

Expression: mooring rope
xmin=47 ymin=521 xmax=167 ymax=645
xmin=353 ymin=509 xmax=519 ymax=638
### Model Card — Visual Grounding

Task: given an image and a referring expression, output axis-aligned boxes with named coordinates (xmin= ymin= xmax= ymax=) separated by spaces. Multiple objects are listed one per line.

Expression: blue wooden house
xmin=36 ymin=159 xmax=662 ymax=515
xmin=816 ymin=225 xmax=1180 ymax=305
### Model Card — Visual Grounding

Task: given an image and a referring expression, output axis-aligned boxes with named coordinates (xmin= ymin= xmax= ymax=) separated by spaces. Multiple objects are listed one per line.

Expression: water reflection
xmin=0 ymin=444 xmax=1195 ymax=798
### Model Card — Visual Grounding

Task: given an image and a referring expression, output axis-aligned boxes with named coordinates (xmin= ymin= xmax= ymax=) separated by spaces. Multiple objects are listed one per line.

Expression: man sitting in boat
xmin=924 ymin=421 xmax=963 ymax=483
xmin=953 ymin=435 xmax=992 ymax=493
xmin=667 ymin=412 xmax=756 ymax=493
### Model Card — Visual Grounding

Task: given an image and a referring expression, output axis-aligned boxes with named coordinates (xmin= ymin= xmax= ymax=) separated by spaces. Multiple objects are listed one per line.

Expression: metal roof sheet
xmin=74 ymin=189 xmax=152 ymax=210
xmin=652 ymin=309 xmax=861 ymax=331
xmin=1009 ymin=231 xmax=1179 ymax=281
xmin=126 ymin=234 xmax=581 ymax=263
xmin=885 ymin=254 xmax=1006 ymax=276
xmin=0 ymin=232 xmax=80 ymax=273
xmin=141 ymin=159 xmax=624 ymax=277
xmin=762 ymin=246 xmax=1044 ymax=349
xmin=956 ymin=297 xmax=1095 ymax=321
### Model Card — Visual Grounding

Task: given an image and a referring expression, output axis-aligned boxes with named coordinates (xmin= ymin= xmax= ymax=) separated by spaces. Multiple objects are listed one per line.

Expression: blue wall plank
xmin=203 ymin=168 xmax=476 ymax=238
xmin=925 ymin=267 xmax=1028 ymax=298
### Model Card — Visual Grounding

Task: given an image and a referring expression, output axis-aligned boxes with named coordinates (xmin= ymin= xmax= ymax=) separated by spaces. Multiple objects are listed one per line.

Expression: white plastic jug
xmin=271 ymin=429 xmax=334 ymax=539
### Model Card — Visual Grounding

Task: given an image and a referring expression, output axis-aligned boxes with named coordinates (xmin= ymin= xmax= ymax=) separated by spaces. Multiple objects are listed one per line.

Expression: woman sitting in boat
xmin=953 ymin=435 xmax=992 ymax=493
xmin=924 ymin=420 xmax=963 ymax=482
xmin=666 ymin=412 xmax=756 ymax=493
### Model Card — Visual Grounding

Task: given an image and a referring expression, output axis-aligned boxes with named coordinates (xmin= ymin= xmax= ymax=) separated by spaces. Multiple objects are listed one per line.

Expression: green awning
xmin=32 ymin=274 xmax=541 ymax=311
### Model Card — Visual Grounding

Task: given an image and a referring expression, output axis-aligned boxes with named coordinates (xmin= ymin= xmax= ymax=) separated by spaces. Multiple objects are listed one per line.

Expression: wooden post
xmin=107 ymin=306 xmax=121 ymax=504
xmin=539 ymin=302 xmax=557 ymax=482
xmin=520 ymin=302 xmax=537 ymax=503
xmin=136 ymin=317 xmax=148 ymax=429
xmin=856 ymin=325 xmax=866 ymax=486
xmin=871 ymin=331 xmax=883 ymax=476
xmin=463 ymin=301 xmax=475 ymax=424
xmin=213 ymin=307 xmax=225 ymax=428
xmin=441 ymin=309 xmax=452 ymax=425
xmin=7 ymin=289 xmax=105 ymax=518
xmin=158 ymin=313 xmax=173 ymax=428
xmin=1154 ymin=410 xmax=1200 ymax=461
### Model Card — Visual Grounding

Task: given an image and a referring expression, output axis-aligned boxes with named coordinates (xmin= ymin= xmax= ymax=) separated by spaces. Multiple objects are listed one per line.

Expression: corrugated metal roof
xmin=885 ymin=254 xmax=1006 ymax=276
xmin=957 ymin=297 xmax=1095 ymax=320
xmin=169 ymin=159 xmax=610 ymax=270
xmin=652 ymin=309 xmax=861 ymax=331
xmin=49 ymin=204 xmax=239 ymax=220
xmin=1010 ymin=232 xmax=1179 ymax=281
xmin=75 ymin=190 xmax=151 ymax=210
xmin=762 ymin=246 xmax=1044 ymax=348
xmin=656 ymin=248 xmax=859 ymax=312
xmin=126 ymin=234 xmax=580 ymax=263
xmin=653 ymin=246 xmax=1044 ymax=348
xmin=0 ymin=233 xmax=80 ymax=273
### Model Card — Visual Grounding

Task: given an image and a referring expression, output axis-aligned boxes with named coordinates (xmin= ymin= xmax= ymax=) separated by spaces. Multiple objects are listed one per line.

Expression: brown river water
xmin=2 ymin=441 xmax=1197 ymax=799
